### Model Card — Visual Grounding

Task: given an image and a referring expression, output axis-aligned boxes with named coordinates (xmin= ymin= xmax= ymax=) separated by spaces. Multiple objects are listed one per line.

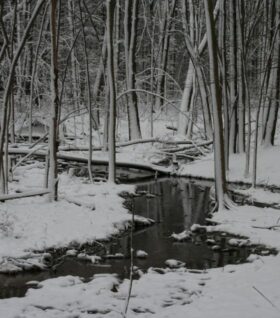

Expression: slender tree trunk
xmin=178 ymin=0 xmax=220 ymax=135
xmin=92 ymin=32 xmax=107 ymax=126
xmin=149 ymin=5 xmax=156 ymax=137
xmin=0 ymin=0 xmax=44 ymax=194
xmin=124 ymin=0 xmax=141 ymax=140
xmin=155 ymin=0 xmax=177 ymax=110
xmin=78 ymin=1 xmax=94 ymax=183
xmin=107 ymin=0 xmax=116 ymax=183
xmin=262 ymin=1 xmax=280 ymax=147
xmin=68 ymin=0 xmax=79 ymax=140
xmin=48 ymin=0 xmax=59 ymax=201
xmin=181 ymin=22 xmax=213 ymax=139
xmin=229 ymin=0 xmax=238 ymax=154
xmin=204 ymin=0 xmax=228 ymax=210
xmin=252 ymin=10 xmax=279 ymax=187
xmin=178 ymin=60 xmax=194 ymax=135
xmin=29 ymin=3 xmax=48 ymax=143
xmin=236 ymin=0 xmax=245 ymax=153
xmin=219 ymin=0 xmax=229 ymax=169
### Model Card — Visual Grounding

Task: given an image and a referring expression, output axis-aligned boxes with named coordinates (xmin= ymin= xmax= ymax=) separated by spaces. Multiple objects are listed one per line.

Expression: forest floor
xmin=1 ymin=118 xmax=280 ymax=317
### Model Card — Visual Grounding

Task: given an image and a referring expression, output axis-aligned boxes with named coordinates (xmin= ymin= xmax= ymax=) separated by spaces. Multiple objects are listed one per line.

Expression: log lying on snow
xmin=0 ymin=189 xmax=50 ymax=202
xmin=161 ymin=140 xmax=213 ymax=154
xmin=8 ymin=148 xmax=170 ymax=175
xmin=58 ymin=138 xmax=212 ymax=151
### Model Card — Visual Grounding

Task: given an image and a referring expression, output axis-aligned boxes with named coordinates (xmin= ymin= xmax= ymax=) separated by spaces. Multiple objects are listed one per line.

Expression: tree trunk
xmin=204 ymin=0 xmax=228 ymax=210
xmin=107 ymin=0 xmax=117 ymax=183
xmin=218 ymin=0 xmax=229 ymax=169
xmin=228 ymin=0 xmax=238 ymax=154
xmin=48 ymin=0 xmax=59 ymax=201
xmin=262 ymin=1 xmax=280 ymax=147
xmin=78 ymin=1 xmax=94 ymax=183
xmin=155 ymin=0 xmax=177 ymax=110
xmin=178 ymin=0 xmax=220 ymax=135
xmin=236 ymin=0 xmax=245 ymax=153
xmin=0 ymin=0 xmax=44 ymax=194
xmin=124 ymin=0 xmax=141 ymax=140
xmin=29 ymin=3 xmax=48 ymax=143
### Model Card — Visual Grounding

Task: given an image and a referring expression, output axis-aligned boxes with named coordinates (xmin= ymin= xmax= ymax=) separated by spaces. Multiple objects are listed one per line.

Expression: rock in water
xmin=165 ymin=259 xmax=186 ymax=268
xmin=136 ymin=250 xmax=148 ymax=258
xmin=170 ymin=230 xmax=191 ymax=242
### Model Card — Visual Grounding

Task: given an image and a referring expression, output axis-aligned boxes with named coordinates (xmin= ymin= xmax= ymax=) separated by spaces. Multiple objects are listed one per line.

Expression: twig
xmin=252 ymin=225 xmax=280 ymax=230
xmin=122 ymin=201 xmax=135 ymax=317
xmin=253 ymin=286 xmax=280 ymax=311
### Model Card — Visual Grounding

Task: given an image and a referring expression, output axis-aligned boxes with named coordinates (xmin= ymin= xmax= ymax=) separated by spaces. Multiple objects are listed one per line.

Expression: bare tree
xmin=0 ymin=0 xmax=45 ymax=194
xmin=107 ymin=0 xmax=117 ymax=183
xmin=124 ymin=0 xmax=141 ymax=140
xmin=48 ymin=0 xmax=59 ymax=201
xmin=204 ymin=0 xmax=230 ymax=210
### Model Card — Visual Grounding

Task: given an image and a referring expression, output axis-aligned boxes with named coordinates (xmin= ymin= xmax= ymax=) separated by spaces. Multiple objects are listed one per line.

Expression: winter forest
xmin=0 ymin=0 xmax=280 ymax=317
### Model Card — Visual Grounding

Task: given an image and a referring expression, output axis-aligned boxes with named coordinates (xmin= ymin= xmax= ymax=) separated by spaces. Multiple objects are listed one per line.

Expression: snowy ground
xmin=179 ymin=145 xmax=280 ymax=187
xmin=0 ymin=163 xmax=134 ymax=272
xmin=1 ymin=117 xmax=280 ymax=317
xmin=1 ymin=213 xmax=280 ymax=318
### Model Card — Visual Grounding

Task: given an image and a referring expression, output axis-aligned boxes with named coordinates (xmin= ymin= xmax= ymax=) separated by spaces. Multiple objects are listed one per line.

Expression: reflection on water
xmin=0 ymin=178 xmax=267 ymax=299
xmin=107 ymin=178 xmax=212 ymax=270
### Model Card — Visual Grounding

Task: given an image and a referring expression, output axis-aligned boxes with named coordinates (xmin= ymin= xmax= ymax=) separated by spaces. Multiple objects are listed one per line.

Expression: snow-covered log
xmin=8 ymin=148 xmax=170 ymax=175
xmin=0 ymin=189 xmax=50 ymax=202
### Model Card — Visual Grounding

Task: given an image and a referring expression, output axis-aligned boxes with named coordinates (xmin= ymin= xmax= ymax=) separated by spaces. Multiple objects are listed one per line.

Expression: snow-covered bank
xmin=1 ymin=192 xmax=280 ymax=318
xmin=179 ymin=145 xmax=280 ymax=187
xmin=0 ymin=254 xmax=279 ymax=318
xmin=1 ymin=144 xmax=280 ymax=317
xmin=0 ymin=164 xmax=134 ymax=272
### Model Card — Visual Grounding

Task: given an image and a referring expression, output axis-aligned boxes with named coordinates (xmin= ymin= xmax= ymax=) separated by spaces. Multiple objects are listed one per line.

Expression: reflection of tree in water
xmin=119 ymin=179 xmax=256 ymax=271
xmin=134 ymin=179 xmax=210 ymax=233
xmin=177 ymin=179 xmax=210 ymax=230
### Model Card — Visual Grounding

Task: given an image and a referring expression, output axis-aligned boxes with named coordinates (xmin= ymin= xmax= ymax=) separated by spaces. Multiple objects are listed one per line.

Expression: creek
xmin=0 ymin=177 xmax=273 ymax=299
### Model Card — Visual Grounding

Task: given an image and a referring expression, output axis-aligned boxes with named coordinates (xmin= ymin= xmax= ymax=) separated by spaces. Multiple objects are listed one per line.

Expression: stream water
xmin=0 ymin=178 xmax=273 ymax=299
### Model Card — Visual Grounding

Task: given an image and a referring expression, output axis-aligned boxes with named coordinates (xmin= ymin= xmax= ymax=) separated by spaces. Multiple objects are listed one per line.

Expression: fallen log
xmin=58 ymin=138 xmax=211 ymax=152
xmin=0 ymin=189 xmax=50 ymax=202
xmin=8 ymin=148 xmax=170 ymax=175
xmin=161 ymin=140 xmax=213 ymax=153
xmin=59 ymin=138 xmax=159 ymax=151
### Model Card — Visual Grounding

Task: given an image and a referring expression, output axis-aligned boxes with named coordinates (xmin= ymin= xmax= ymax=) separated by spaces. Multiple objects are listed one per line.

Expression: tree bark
xmin=229 ymin=0 xmax=238 ymax=154
xmin=204 ymin=0 xmax=228 ymax=210
xmin=106 ymin=0 xmax=117 ymax=183
xmin=124 ymin=0 xmax=141 ymax=140
xmin=48 ymin=0 xmax=59 ymax=201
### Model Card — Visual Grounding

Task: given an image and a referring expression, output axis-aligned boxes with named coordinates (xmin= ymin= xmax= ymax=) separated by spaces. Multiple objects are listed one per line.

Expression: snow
xmin=209 ymin=205 xmax=280 ymax=250
xmin=136 ymin=250 xmax=148 ymax=258
xmin=233 ymin=187 xmax=280 ymax=206
xmin=2 ymin=129 xmax=280 ymax=317
xmin=1 ymin=256 xmax=279 ymax=318
xmin=179 ymin=145 xmax=280 ymax=187
xmin=165 ymin=259 xmax=186 ymax=268
xmin=228 ymin=238 xmax=250 ymax=247
xmin=0 ymin=164 xmax=135 ymax=272
xmin=170 ymin=230 xmax=191 ymax=241
xmin=65 ymin=249 xmax=77 ymax=256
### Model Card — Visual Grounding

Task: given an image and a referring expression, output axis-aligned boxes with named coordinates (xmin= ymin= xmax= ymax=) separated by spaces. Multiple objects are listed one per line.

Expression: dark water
xmin=0 ymin=178 xmax=273 ymax=299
